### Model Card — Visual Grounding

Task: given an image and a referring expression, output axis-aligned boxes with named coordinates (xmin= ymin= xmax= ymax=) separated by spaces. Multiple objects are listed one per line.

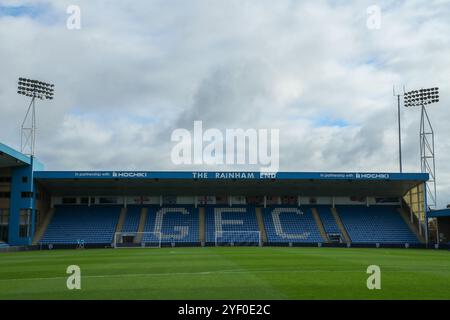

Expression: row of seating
xmin=39 ymin=205 xmax=420 ymax=245
xmin=263 ymin=207 xmax=323 ymax=242
xmin=205 ymin=206 xmax=259 ymax=243
xmin=143 ymin=206 xmax=199 ymax=243
xmin=338 ymin=205 xmax=418 ymax=243
xmin=121 ymin=205 xmax=141 ymax=233
xmin=40 ymin=205 xmax=121 ymax=244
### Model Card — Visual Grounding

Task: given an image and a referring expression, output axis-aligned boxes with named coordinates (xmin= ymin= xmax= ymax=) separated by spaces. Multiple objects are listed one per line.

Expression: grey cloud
xmin=0 ymin=0 xmax=449 ymax=206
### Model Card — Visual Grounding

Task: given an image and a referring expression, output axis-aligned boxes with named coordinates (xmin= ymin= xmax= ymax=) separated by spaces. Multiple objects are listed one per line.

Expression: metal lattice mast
xmin=17 ymin=78 xmax=55 ymax=156
xmin=404 ymin=87 xmax=439 ymax=208
xmin=21 ymin=97 xmax=36 ymax=156
xmin=419 ymin=105 xmax=437 ymax=207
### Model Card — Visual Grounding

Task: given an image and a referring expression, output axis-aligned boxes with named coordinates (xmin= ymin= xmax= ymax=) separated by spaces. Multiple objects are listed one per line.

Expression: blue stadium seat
xmin=205 ymin=206 xmax=260 ymax=243
xmin=142 ymin=206 xmax=199 ymax=243
xmin=121 ymin=205 xmax=142 ymax=233
xmin=337 ymin=205 xmax=419 ymax=244
xmin=40 ymin=205 xmax=121 ymax=244
xmin=315 ymin=205 xmax=341 ymax=235
xmin=263 ymin=206 xmax=323 ymax=243
xmin=38 ymin=204 xmax=420 ymax=246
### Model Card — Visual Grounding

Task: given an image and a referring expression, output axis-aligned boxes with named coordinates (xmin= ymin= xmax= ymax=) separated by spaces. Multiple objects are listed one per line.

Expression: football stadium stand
xmin=1 ymin=141 xmax=437 ymax=248
xmin=40 ymin=205 xmax=120 ymax=244
xmin=36 ymin=204 xmax=421 ymax=247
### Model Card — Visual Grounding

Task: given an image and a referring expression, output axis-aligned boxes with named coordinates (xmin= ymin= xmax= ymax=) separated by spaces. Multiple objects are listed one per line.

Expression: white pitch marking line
xmin=1 ymin=268 xmax=428 ymax=282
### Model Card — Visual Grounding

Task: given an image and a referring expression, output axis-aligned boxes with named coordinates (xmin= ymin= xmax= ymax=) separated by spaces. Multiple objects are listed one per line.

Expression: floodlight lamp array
xmin=404 ymin=87 xmax=439 ymax=107
xmin=17 ymin=77 xmax=55 ymax=100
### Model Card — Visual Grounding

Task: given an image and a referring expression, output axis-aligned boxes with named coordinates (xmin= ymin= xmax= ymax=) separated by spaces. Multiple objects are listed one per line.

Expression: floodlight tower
xmin=404 ymin=87 xmax=439 ymax=208
xmin=17 ymin=78 xmax=55 ymax=156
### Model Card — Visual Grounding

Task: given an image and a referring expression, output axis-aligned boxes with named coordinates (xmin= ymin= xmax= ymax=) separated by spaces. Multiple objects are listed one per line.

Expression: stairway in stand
xmin=311 ymin=207 xmax=329 ymax=243
xmin=255 ymin=207 xmax=267 ymax=243
xmin=135 ymin=207 xmax=148 ymax=243
xmin=199 ymin=207 xmax=205 ymax=244
xmin=115 ymin=207 xmax=127 ymax=234
xmin=33 ymin=208 xmax=55 ymax=244
xmin=331 ymin=207 xmax=351 ymax=244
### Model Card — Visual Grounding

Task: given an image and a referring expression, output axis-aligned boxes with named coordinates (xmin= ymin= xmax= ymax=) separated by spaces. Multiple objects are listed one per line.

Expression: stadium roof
xmin=34 ymin=171 xmax=428 ymax=197
xmin=428 ymin=209 xmax=450 ymax=218
xmin=0 ymin=142 xmax=31 ymax=168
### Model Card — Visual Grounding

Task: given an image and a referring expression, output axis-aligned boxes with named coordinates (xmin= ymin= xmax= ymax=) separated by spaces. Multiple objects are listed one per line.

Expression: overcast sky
xmin=0 ymin=0 xmax=449 ymax=207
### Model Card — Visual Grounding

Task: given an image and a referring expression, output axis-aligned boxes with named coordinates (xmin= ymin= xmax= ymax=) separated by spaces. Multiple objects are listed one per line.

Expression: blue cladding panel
xmin=8 ymin=157 xmax=37 ymax=245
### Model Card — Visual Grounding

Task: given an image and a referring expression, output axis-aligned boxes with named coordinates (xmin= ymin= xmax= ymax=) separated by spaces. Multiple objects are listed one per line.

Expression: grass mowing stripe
xmin=0 ymin=247 xmax=449 ymax=299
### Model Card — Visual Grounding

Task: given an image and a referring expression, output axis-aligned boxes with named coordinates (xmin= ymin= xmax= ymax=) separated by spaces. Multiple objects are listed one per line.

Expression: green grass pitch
xmin=0 ymin=247 xmax=449 ymax=300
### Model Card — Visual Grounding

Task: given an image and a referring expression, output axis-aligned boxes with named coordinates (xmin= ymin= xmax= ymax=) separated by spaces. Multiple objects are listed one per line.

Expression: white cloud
xmin=0 ymin=0 xmax=449 ymax=206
